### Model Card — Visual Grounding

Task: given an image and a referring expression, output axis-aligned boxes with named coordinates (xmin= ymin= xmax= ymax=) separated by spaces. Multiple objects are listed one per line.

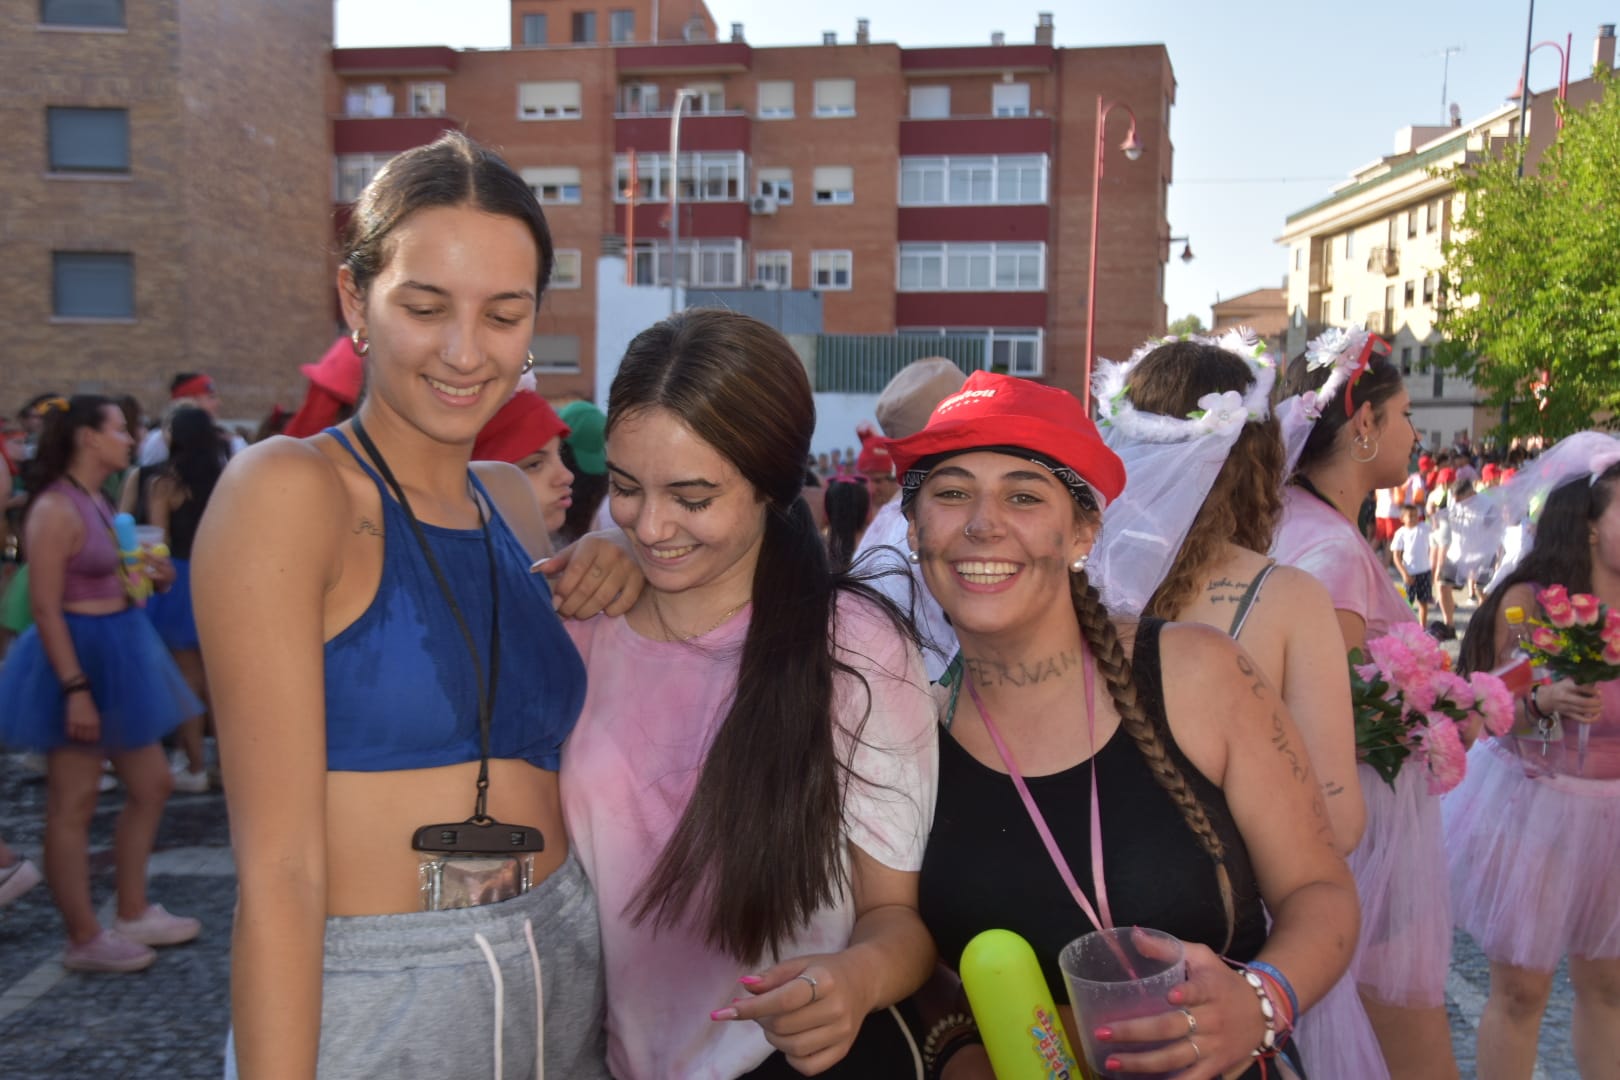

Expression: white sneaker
xmin=114 ymin=903 xmax=201 ymax=947
xmin=0 ymin=858 xmax=43 ymax=909
xmin=171 ymin=765 xmax=209 ymax=794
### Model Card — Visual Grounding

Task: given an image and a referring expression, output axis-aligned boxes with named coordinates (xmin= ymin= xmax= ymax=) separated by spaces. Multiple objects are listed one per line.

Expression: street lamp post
xmin=1083 ymin=95 xmax=1143 ymax=413
xmin=1511 ymin=34 xmax=1572 ymax=136
xmin=667 ymin=87 xmax=696 ymax=314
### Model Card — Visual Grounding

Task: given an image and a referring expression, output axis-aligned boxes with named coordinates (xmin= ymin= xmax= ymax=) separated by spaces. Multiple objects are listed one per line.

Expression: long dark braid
xmin=1071 ymin=572 xmax=1236 ymax=952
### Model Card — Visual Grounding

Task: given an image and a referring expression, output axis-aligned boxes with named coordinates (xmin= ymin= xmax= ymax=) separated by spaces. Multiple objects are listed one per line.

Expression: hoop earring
xmin=521 ymin=351 xmax=535 ymax=374
xmin=1350 ymin=434 xmax=1379 ymax=464
xmin=351 ymin=328 xmax=369 ymax=356
xmin=1071 ymin=554 xmax=1089 ymax=574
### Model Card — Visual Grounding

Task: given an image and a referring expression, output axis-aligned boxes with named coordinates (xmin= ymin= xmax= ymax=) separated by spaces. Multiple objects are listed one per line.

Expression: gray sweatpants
xmin=225 ymin=853 xmax=608 ymax=1080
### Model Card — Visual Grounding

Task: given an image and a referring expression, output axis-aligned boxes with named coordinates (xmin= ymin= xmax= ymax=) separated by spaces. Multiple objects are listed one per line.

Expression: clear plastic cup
xmin=1060 ymin=927 xmax=1187 ymax=1080
xmin=134 ymin=525 xmax=164 ymax=550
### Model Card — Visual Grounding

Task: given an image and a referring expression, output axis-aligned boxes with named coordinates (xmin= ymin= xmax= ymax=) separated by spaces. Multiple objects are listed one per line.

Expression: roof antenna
xmin=1439 ymin=45 xmax=1463 ymax=123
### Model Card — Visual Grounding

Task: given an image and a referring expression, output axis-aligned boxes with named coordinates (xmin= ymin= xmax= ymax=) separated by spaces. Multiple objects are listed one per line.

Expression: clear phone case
xmin=418 ymin=854 xmax=536 ymax=911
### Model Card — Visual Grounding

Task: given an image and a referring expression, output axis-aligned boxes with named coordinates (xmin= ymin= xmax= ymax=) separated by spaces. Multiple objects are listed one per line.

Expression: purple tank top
xmin=52 ymin=481 xmax=126 ymax=604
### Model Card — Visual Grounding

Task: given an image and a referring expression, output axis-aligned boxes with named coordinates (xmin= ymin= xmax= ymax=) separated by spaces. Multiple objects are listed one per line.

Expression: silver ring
xmin=795 ymin=972 xmax=819 ymax=1002
xmin=1187 ymin=1036 xmax=1201 ymax=1063
xmin=1179 ymin=1007 xmax=1197 ymax=1036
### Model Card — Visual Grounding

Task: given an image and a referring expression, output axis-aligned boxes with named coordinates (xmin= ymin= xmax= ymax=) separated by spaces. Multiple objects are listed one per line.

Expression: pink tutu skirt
xmin=1294 ymin=968 xmax=1389 ymax=1080
xmin=1444 ymin=738 xmax=1620 ymax=971
xmin=1347 ymin=761 xmax=1452 ymax=1007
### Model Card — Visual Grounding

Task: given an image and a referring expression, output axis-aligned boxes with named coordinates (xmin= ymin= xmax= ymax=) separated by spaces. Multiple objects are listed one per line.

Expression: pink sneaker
xmin=114 ymin=903 xmax=202 ymax=947
xmin=0 ymin=858 xmax=43 ymax=909
xmin=62 ymin=929 xmax=156 ymax=973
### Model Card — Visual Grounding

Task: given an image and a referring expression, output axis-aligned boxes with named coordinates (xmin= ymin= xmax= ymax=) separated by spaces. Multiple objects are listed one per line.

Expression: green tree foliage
xmin=1168 ymin=313 xmax=1206 ymax=336
xmin=1437 ymin=75 xmax=1620 ymax=438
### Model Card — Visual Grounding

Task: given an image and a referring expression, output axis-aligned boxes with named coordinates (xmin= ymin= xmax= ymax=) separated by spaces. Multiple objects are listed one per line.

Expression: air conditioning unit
xmin=750 ymin=195 xmax=779 ymax=216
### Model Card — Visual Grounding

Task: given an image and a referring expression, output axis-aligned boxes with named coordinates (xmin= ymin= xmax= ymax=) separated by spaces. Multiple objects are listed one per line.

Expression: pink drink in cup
xmin=1060 ymin=927 xmax=1186 ymax=1080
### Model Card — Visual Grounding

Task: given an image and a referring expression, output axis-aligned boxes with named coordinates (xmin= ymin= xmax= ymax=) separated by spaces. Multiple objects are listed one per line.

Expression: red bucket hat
xmin=885 ymin=371 xmax=1126 ymax=510
xmin=473 ymin=391 xmax=570 ymax=465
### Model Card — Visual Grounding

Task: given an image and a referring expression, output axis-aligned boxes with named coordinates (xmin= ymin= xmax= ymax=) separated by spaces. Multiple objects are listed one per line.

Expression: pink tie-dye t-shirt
xmin=561 ymin=596 xmax=937 ymax=1080
xmin=1272 ymin=485 xmax=1414 ymax=637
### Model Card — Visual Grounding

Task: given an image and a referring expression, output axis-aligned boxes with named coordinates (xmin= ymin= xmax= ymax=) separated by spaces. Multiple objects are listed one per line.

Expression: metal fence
xmin=812 ymin=335 xmax=984 ymax=393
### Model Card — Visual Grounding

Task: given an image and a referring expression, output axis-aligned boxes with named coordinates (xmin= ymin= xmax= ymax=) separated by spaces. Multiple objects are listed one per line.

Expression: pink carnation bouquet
xmin=1350 ymin=623 xmax=1514 ymax=794
xmin=1517 ymin=584 xmax=1620 ymax=773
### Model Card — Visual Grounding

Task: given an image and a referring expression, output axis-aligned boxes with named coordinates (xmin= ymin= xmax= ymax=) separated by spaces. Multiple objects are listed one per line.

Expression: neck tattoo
xmin=965 ymin=649 xmax=1080 ymax=690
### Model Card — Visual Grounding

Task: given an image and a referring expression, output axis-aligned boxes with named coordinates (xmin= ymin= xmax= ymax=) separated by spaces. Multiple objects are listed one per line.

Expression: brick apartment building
xmin=2 ymin=0 xmax=336 ymax=422
xmin=332 ymin=0 xmax=1177 ymax=403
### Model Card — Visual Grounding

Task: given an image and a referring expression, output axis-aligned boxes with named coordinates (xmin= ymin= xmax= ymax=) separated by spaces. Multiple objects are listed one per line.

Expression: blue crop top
xmin=322 ymin=429 xmax=586 ymax=772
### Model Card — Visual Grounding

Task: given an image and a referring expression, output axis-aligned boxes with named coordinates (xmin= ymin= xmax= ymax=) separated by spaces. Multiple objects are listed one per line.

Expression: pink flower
xmin=1605 ymin=608 xmax=1620 ymax=636
xmin=1422 ymin=716 xmax=1468 ymax=795
xmin=1540 ymin=585 xmax=1576 ymax=628
xmin=1433 ymin=671 xmax=1475 ymax=711
xmin=1531 ymin=626 xmax=1566 ymax=654
xmin=1368 ymin=634 xmax=1423 ymax=689
xmin=1571 ymin=593 xmax=1603 ymax=626
xmin=1605 ymin=641 xmax=1620 ymax=667
xmin=1469 ymin=672 xmax=1515 ymax=736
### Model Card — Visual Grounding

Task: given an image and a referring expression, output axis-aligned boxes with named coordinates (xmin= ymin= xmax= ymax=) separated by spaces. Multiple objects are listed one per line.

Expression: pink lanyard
xmin=965 ymin=649 xmax=1114 ymax=934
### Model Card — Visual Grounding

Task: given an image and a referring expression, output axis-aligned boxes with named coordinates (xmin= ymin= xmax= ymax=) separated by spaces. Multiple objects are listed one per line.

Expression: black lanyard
xmin=350 ymin=416 xmax=503 ymax=826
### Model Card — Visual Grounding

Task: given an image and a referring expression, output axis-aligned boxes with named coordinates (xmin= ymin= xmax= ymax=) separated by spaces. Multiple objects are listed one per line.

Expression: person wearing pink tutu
xmin=1270 ymin=329 xmax=1456 ymax=1079
xmin=1090 ymin=332 xmax=1388 ymax=1079
xmin=1451 ymin=456 xmax=1620 ymax=1080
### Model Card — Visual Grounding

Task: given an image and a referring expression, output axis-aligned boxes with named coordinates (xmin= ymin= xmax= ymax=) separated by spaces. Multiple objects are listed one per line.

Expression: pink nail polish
xmin=710 ymin=1007 xmax=738 ymax=1021
xmin=1106 ymin=1058 xmax=1122 ymax=1072
xmin=1168 ymin=988 xmax=1185 ymax=1005
xmin=1095 ymin=1026 xmax=1113 ymax=1041
xmin=738 ymin=975 xmax=763 ymax=986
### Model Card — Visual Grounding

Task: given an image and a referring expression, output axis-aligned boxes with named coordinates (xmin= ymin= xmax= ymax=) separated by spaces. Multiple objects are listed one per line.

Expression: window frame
xmin=407 ymin=82 xmax=446 ymax=117
xmin=619 ymin=83 xmax=659 ymax=114
xmin=40 ymin=0 xmax=124 ymax=28
xmin=897 ymin=242 xmax=1045 ymax=292
xmin=614 ymin=151 xmax=746 ymax=203
xmin=992 ymin=82 xmax=1031 ymax=118
xmin=908 ymin=85 xmax=951 ymax=119
xmin=333 ymin=153 xmax=393 ymax=203
xmin=609 ymin=8 xmax=634 ymax=42
xmin=571 ymin=10 xmax=596 ymax=43
xmin=753 ymin=250 xmax=792 ymax=289
xmin=756 ymin=167 xmax=793 ymax=204
xmin=518 ymin=81 xmax=583 ymax=121
xmin=520 ymin=12 xmax=547 ymax=44
xmin=550 ymin=250 xmax=583 ymax=289
xmin=813 ymin=79 xmax=856 ymax=118
xmin=812 ymin=165 xmax=854 ymax=205
xmin=46 ymin=106 xmax=130 ymax=175
xmin=632 ymin=239 xmax=745 ymax=288
xmin=898 ymin=154 xmax=1047 ymax=206
xmin=756 ymin=81 xmax=794 ymax=119
xmin=52 ymin=251 xmax=135 ymax=320
xmin=811 ymin=250 xmax=853 ymax=290
xmin=523 ymin=166 xmax=583 ymax=206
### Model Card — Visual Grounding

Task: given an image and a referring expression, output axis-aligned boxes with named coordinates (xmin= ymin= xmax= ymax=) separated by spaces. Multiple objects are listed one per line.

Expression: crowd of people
xmin=0 ymin=131 xmax=1615 ymax=1080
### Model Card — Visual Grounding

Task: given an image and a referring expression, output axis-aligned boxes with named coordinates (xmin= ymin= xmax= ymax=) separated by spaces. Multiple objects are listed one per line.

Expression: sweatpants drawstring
xmin=523 ymin=917 xmax=544 ymax=1080
xmin=474 ymin=931 xmax=504 ymax=1080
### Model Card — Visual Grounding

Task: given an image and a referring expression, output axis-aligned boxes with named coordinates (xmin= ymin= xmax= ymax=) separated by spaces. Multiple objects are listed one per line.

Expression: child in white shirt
xmin=1390 ymin=504 xmax=1434 ymax=626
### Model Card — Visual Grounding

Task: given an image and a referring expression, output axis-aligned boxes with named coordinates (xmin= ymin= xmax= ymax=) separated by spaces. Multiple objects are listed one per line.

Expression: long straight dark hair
xmin=610 ymin=308 xmax=918 ymax=964
xmin=164 ymin=406 xmax=229 ymax=511
xmin=1459 ymin=466 xmax=1620 ymax=674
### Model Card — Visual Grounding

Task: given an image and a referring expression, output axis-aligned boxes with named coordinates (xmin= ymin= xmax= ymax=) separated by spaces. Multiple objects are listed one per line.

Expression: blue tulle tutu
xmin=144 ymin=558 xmax=199 ymax=650
xmin=0 ymin=608 xmax=201 ymax=753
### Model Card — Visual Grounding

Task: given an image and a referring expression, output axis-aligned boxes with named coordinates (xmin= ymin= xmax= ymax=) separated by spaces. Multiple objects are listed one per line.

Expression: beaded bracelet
xmin=922 ymin=1012 xmax=981 ymax=1079
xmin=1237 ymin=969 xmax=1280 ymax=1057
xmin=1245 ymin=960 xmax=1300 ymax=1027
xmin=60 ymin=674 xmax=92 ymax=696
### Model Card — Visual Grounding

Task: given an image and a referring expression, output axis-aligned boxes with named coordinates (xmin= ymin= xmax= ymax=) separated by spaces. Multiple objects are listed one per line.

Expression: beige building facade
xmin=1278 ymin=25 xmax=1614 ymax=446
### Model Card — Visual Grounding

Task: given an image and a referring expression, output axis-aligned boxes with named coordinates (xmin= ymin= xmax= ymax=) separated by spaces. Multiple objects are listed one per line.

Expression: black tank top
xmin=919 ymin=619 xmax=1268 ymax=998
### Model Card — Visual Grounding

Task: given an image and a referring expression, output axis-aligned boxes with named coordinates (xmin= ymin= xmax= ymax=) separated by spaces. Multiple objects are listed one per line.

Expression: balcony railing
xmin=1308 ymin=261 xmax=1333 ymax=291
xmin=813 ymin=335 xmax=983 ymax=394
xmin=1368 ymin=245 xmax=1400 ymax=276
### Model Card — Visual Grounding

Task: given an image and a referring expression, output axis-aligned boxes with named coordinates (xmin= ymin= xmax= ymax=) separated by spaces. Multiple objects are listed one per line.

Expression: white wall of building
xmin=594 ymin=255 xmax=682 ymax=407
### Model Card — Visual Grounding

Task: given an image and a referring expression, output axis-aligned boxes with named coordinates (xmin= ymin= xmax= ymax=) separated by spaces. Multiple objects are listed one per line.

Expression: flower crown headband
xmin=1093 ymin=327 xmax=1277 ymax=445
xmin=1299 ymin=326 xmax=1390 ymax=421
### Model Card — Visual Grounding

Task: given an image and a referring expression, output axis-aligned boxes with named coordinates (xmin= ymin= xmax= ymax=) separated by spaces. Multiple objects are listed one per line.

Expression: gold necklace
xmin=651 ymin=593 xmax=750 ymax=642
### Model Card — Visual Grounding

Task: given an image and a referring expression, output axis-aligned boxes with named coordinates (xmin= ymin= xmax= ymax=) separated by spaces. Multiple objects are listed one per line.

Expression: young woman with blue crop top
xmin=194 ymin=134 xmax=638 ymax=1080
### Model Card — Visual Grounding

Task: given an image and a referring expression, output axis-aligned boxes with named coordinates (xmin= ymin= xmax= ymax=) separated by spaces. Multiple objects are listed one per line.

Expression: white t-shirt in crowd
xmin=1390 ymin=520 xmax=1433 ymax=576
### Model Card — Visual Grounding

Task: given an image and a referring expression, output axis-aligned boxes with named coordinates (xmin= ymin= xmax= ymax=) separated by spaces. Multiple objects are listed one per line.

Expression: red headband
xmin=172 ymin=375 xmax=215 ymax=400
xmin=1343 ymin=336 xmax=1390 ymax=418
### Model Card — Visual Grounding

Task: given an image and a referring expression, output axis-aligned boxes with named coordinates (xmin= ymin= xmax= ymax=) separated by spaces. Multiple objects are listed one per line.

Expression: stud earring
xmin=907 ymin=550 xmax=920 ymax=565
xmin=350 ymin=328 xmax=370 ymax=356
xmin=521 ymin=351 xmax=535 ymax=374
xmin=1071 ymin=554 xmax=1089 ymax=573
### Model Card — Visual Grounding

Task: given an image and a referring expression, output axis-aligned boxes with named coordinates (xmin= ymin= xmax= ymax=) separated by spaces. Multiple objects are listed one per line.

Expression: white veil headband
xmin=1275 ymin=326 xmax=1389 ymax=474
xmin=1482 ymin=431 xmax=1620 ymax=590
xmin=1089 ymin=328 xmax=1278 ymax=617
